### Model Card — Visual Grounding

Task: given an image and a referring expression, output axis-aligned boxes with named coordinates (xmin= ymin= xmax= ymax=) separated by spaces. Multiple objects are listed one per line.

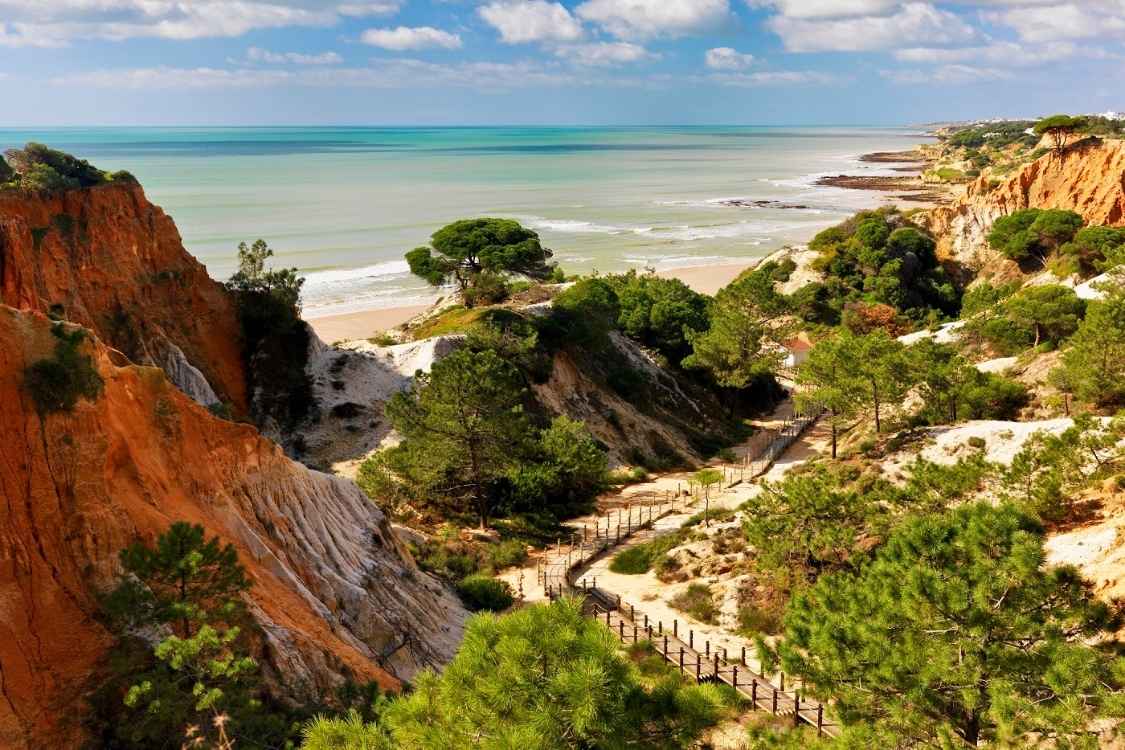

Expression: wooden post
xmin=771 ymin=688 xmax=778 ymax=715
xmin=780 ymin=673 xmax=785 ymax=691
xmin=741 ymin=646 xmax=746 ymax=666
xmin=723 ymin=647 xmax=728 ymax=661
xmin=678 ymin=648 xmax=684 ymax=673
xmin=713 ymin=652 xmax=719 ymax=676
xmin=688 ymin=630 xmax=693 ymax=649
xmin=630 ymin=603 xmax=635 ymax=620
xmin=673 ymin=619 xmax=678 ymax=637
xmin=705 ymin=640 xmax=710 ymax=657
xmin=643 ymin=614 xmax=649 ymax=629
xmin=817 ymin=704 xmax=824 ymax=735
xmin=695 ymin=657 xmax=700 ymax=681
xmin=618 ymin=620 xmax=624 ymax=639
xmin=732 ymin=666 xmax=738 ymax=688
xmin=605 ymin=610 xmax=611 ymax=625
xmin=663 ymin=635 xmax=668 ymax=655
xmin=793 ymin=694 xmax=801 ymax=727
xmin=751 ymin=680 xmax=757 ymax=706
xmin=633 ymin=624 xmax=637 ymax=642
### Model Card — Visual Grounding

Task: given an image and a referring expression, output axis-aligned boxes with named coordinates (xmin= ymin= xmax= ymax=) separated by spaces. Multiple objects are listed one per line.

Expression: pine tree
xmin=796 ymin=333 xmax=864 ymax=458
xmin=777 ymin=503 xmax=1124 ymax=747
xmin=383 ymin=347 xmax=533 ymax=529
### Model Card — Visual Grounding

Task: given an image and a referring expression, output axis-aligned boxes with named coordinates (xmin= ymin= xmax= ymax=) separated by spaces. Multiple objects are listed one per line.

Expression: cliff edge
xmin=0 ymin=305 xmax=466 ymax=749
xmin=0 ymin=181 xmax=248 ymax=411
xmin=925 ymin=138 xmax=1125 ymax=273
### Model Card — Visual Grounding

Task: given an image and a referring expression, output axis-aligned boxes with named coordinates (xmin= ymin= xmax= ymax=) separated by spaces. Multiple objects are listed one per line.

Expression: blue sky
xmin=2 ymin=1 xmax=1123 ymax=125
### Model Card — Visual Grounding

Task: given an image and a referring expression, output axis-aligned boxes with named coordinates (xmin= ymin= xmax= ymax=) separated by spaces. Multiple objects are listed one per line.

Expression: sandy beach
xmin=307 ymin=262 xmax=754 ymax=343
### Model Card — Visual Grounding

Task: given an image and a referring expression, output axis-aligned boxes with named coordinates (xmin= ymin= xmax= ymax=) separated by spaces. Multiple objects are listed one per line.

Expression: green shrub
xmin=605 ymin=270 xmax=709 ymax=362
xmin=455 ymin=575 xmax=514 ymax=612
xmin=736 ymin=603 xmax=782 ymax=637
xmin=549 ymin=277 xmax=620 ymax=346
xmin=609 ymin=546 xmax=654 ymax=574
xmin=968 ymin=436 xmax=987 ymax=450
xmin=669 ymin=583 xmax=719 ymax=624
xmin=987 ymin=209 xmax=1084 ymax=265
xmin=487 ymin=539 xmax=528 ymax=571
xmin=23 ymin=324 xmax=104 ymax=414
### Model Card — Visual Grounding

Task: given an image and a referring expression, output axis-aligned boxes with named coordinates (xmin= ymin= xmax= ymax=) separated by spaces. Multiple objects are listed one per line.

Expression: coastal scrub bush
xmin=23 ymin=324 xmax=104 ymax=414
xmin=609 ymin=529 xmax=688 ymax=575
xmin=548 ymin=276 xmax=620 ymax=347
xmin=1061 ymin=225 xmax=1125 ymax=275
xmin=455 ymin=575 xmax=514 ymax=612
xmin=605 ymin=270 xmax=709 ymax=363
xmin=669 ymin=583 xmax=719 ymax=624
xmin=959 ymin=280 xmax=1019 ymax=317
xmin=987 ymin=208 xmax=1084 ymax=266
xmin=805 ymin=207 xmax=957 ymax=325
xmin=4 ymin=143 xmax=111 ymax=191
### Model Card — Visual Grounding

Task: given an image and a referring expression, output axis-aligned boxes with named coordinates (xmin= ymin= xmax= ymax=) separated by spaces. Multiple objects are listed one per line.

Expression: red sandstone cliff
xmin=0 ymin=306 xmax=466 ymax=749
xmin=925 ymin=138 xmax=1125 ymax=273
xmin=0 ymin=181 xmax=248 ymax=411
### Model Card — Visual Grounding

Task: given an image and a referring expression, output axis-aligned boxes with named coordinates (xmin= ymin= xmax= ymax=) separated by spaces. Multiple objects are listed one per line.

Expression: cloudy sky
xmin=2 ymin=0 xmax=1123 ymax=125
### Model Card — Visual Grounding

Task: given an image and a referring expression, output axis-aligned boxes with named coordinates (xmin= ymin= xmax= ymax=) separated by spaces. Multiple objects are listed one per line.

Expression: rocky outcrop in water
xmin=0 ymin=306 xmax=466 ymax=749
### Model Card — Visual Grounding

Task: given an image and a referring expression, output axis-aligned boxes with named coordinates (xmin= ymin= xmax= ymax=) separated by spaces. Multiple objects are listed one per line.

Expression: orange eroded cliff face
xmin=926 ymin=138 xmax=1125 ymax=272
xmin=0 ymin=181 xmax=248 ymax=411
xmin=0 ymin=306 xmax=466 ymax=749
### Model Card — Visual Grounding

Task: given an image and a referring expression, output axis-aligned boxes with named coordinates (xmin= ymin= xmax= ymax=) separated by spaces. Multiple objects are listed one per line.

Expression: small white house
xmin=782 ymin=332 xmax=813 ymax=369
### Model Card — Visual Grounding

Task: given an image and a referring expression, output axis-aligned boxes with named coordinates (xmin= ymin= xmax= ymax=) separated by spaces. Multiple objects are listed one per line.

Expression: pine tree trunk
xmin=873 ymin=380 xmax=881 ymax=433
xmin=831 ymin=410 xmax=838 ymax=459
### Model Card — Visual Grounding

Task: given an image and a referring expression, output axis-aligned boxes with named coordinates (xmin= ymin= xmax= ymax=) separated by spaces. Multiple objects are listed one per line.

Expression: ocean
xmin=0 ymin=126 xmax=928 ymax=317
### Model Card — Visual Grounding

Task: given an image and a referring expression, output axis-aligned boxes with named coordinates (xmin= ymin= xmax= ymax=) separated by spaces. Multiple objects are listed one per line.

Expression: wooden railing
xmin=572 ymin=580 xmax=839 ymax=738
xmin=532 ymin=403 xmax=836 ymax=734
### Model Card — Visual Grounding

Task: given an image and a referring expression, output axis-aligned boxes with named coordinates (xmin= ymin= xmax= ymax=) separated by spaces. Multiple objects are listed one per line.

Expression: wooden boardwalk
xmin=533 ymin=407 xmax=837 ymax=737
xmin=575 ymin=583 xmax=839 ymax=737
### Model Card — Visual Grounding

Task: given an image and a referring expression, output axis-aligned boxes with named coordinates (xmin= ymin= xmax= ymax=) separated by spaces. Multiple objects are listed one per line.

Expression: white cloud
xmin=894 ymin=40 xmax=1115 ymax=66
xmin=746 ymin=0 xmax=900 ymax=18
xmin=336 ymin=2 xmax=400 ymax=16
xmin=880 ymin=63 xmax=1012 ymax=83
xmin=0 ymin=1 xmax=374 ymax=44
xmin=50 ymin=60 xmax=592 ymax=90
xmin=576 ymin=0 xmax=730 ymax=39
xmin=246 ymin=46 xmax=342 ymax=64
xmin=554 ymin=41 xmax=656 ymax=65
xmin=766 ymin=2 xmax=978 ymax=52
xmin=710 ymin=69 xmax=837 ymax=86
xmin=982 ymin=3 xmax=1125 ymax=43
xmin=705 ymin=47 xmax=755 ymax=70
xmin=478 ymin=0 xmax=584 ymax=44
xmin=361 ymin=26 xmax=463 ymax=50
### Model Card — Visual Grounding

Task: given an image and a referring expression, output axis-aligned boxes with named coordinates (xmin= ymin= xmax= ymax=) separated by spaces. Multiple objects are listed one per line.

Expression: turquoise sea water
xmin=0 ymin=127 xmax=928 ymax=316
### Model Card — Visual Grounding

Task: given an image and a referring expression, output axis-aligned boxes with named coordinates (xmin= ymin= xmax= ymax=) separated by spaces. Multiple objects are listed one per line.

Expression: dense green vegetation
xmin=405 ymin=218 xmax=560 ymax=307
xmin=988 ymin=208 xmax=1085 ymax=266
xmin=23 ymin=323 xmax=104 ymax=414
xmin=771 ymin=503 xmax=1123 ymax=748
xmin=363 ymin=348 xmax=609 ymax=530
xmin=963 ymin=284 xmax=1086 ymax=354
xmin=801 ymin=208 xmax=958 ymax=326
xmin=90 ymin=524 xmax=300 ymax=748
xmin=299 ymin=598 xmax=734 ymax=749
xmin=1054 ymin=281 xmax=1125 ymax=407
xmin=225 ymin=239 xmax=314 ymax=431
xmin=605 ymin=270 xmax=709 ymax=363
xmin=2 ymin=142 xmax=136 ymax=192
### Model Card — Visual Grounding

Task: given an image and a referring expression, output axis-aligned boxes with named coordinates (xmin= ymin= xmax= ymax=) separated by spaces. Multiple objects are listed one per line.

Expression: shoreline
xmin=306 ymin=262 xmax=756 ymax=343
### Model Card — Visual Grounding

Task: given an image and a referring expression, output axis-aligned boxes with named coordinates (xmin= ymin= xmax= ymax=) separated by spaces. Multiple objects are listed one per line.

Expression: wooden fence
xmin=532 ymin=405 xmax=836 ymax=735
xmin=567 ymin=580 xmax=839 ymax=738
